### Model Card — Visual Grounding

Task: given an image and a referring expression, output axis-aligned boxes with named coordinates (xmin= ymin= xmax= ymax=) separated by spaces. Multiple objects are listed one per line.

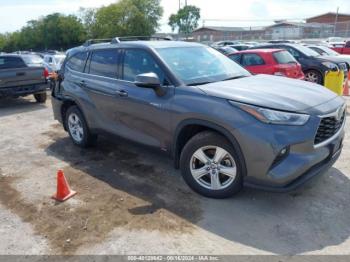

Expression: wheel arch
xmin=60 ymin=96 xmax=85 ymax=131
xmin=172 ymin=119 xmax=247 ymax=176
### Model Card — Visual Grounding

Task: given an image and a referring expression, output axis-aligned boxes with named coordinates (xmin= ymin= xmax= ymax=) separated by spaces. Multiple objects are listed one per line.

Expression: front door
xmin=110 ymin=48 xmax=174 ymax=150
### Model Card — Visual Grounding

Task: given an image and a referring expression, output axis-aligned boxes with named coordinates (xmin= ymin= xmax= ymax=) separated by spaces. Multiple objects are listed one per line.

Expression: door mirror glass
xmin=135 ymin=72 xmax=161 ymax=88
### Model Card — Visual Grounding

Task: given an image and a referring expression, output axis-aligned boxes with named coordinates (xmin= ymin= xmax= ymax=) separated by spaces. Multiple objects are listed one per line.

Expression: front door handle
xmin=79 ymin=80 xmax=87 ymax=88
xmin=115 ymin=90 xmax=128 ymax=97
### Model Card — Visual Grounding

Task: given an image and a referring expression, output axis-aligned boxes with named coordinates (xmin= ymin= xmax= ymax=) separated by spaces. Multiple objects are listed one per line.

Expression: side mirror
xmin=135 ymin=72 xmax=161 ymax=89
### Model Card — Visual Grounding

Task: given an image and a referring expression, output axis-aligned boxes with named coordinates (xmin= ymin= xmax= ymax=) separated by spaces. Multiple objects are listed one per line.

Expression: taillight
xmin=43 ymin=68 xmax=49 ymax=78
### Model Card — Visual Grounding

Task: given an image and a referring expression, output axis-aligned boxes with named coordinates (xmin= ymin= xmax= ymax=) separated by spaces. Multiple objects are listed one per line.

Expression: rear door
xmin=241 ymin=53 xmax=271 ymax=74
xmin=107 ymin=48 xmax=174 ymax=149
xmin=80 ymin=48 xmax=122 ymax=133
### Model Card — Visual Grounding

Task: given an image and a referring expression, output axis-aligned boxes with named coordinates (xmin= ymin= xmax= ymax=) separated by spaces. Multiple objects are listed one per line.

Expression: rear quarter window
xmin=66 ymin=52 xmax=88 ymax=72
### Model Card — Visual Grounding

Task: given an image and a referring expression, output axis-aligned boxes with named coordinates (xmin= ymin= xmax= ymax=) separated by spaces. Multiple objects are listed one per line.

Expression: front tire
xmin=34 ymin=92 xmax=47 ymax=103
xmin=65 ymin=106 xmax=97 ymax=147
xmin=180 ymin=131 xmax=243 ymax=198
xmin=304 ymin=70 xmax=323 ymax=85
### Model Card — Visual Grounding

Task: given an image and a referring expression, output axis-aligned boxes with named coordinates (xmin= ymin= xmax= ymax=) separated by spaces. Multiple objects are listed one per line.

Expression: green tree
xmin=78 ymin=7 xmax=98 ymax=38
xmin=169 ymin=5 xmax=200 ymax=37
xmin=0 ymin=13 xmax=86 ymax=52
xmin=91 ymin=0 xmax=163 ymax=38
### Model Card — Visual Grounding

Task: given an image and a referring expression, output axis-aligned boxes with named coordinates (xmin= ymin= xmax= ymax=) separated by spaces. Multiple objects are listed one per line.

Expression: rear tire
xmin=65 ymin=106 xmax=97 ymax=148
xmin=180 ymin=131 xmax=243 ymax=198
xmin=34 ymin=92 xmax=47 ymax=103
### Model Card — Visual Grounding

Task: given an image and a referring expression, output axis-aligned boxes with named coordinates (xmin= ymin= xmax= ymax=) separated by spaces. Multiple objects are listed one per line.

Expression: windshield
xmin=157 ymin=46 xmax=250 ymax=85
xmin=273 ymin=50 xmax=297 ymax=64
xmin=293 ymin=45 xmax=320 ymax=57
xmin=22 ymin=55 xmax=43 ymax=64
xmin=328 ymin=37 xmax=343 ymax=42
xmin=54 ymin=56 xmax=65 ymax=65
xmin=318 ymin=46 xmax=339 ymax=56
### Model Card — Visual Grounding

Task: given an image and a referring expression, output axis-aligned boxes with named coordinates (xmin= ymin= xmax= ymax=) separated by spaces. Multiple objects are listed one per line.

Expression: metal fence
xmin=193 ymin=21 xmax=350 ymax=43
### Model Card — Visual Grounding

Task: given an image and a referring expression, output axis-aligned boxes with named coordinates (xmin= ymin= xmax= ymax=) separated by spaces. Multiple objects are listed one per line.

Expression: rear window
xmin=0 ymin=56 xmax=26 ymax=69
xmin=273 ymin=51 xmax=297 ymax=64
xmin=22 ymin=55 xmax=43 ymax=65
xmin=88 ymin=49 xmax=118 ymax=78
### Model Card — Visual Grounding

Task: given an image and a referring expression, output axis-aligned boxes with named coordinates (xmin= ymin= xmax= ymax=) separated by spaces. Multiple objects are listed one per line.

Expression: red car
xmin=228 ymin=49 xmax=305 ymax=80
xmin=331 ymin=41 xmax=350 ymax=55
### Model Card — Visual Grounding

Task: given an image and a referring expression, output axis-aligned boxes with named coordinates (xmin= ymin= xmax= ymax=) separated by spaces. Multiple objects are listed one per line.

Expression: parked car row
xmin=228 ymin=49 xmax=305 ymax=80
xmin=50 ymin=37 xmax=345 ymax=199
xmin=0 ymin=54 xmax=49 ymax=102
xmin=215 ymin=42 xmax=350 ymax=86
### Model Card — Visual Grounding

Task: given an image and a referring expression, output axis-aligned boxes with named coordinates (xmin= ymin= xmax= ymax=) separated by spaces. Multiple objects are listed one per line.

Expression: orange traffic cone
xmin=52 ymin=170 xmax=77 ymax=202
xmin=343 ymin=72 xmax=350 ymax=96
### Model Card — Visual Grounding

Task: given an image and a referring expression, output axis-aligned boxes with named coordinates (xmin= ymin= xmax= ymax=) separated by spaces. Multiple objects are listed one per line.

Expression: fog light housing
xmin=271 ymin=146 xmax=290 ymax=168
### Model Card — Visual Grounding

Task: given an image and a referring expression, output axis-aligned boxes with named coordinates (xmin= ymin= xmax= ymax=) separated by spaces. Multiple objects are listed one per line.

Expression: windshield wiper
xmin=188 ymin=81 xmax=213 ymax=86
xmin=221 ymin=75 xmax=247 ymax=81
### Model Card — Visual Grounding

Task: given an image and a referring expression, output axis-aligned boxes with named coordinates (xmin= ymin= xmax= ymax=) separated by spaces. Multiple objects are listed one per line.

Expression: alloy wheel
xmin=68 ymin=113 xmax=84 ymax=143
xmin=190 ymin=146 xmax=237 ymax=190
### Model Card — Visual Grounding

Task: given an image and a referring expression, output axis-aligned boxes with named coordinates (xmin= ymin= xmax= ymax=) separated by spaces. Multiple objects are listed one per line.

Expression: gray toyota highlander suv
xmin=51 ymin=37 xmax=346 ymax=198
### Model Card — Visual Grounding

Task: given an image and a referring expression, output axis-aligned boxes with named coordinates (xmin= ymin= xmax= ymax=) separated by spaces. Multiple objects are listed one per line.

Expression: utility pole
xmin=179 ymin=0 xmax=181 ymax=10
xmin=334 ymin=7 xmax=339 ymax=36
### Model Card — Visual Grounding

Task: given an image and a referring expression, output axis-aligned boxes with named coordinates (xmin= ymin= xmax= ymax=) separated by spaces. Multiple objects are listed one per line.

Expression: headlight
xmin=322 ymin=62 xmax=338 ymax=70
xmin=230 ymin=101 xmax=310 ymax=125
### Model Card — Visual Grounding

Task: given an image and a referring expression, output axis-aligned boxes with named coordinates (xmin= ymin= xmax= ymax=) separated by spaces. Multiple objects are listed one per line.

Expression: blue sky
xmin=1 ymin=0 xmax=350 ymax=33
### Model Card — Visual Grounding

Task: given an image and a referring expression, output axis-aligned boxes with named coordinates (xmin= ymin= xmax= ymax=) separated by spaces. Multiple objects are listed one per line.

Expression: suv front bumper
xmin=233 ymin=109 xmax=345 ymax=192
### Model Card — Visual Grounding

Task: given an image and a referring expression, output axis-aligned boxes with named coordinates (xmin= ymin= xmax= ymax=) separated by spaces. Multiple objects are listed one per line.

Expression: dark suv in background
xmin=52 ymin=37 xmax=345 ymax=198
xmin=250 ymin=43 xmax=348 ymax=84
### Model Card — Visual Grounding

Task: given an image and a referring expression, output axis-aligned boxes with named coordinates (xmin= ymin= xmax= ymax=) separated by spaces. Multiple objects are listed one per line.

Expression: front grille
xmin=314 ymin=109 xmax=345 ymax=145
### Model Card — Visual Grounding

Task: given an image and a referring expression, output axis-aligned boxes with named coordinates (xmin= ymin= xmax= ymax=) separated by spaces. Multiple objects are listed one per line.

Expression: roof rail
xmin=111 ymin=36 xmax=172 ymax=44
xmin=83 ymin=36 xmax=172 ymax=47
xmin=83 ymin=39 xmax=113 ymax=47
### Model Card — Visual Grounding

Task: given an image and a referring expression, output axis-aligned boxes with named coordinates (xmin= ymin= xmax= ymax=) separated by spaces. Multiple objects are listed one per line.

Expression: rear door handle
xmin=16 ymin=72 xmax=25 ymax=76
xmin=115 ymin=90 xmax=128 ymax=97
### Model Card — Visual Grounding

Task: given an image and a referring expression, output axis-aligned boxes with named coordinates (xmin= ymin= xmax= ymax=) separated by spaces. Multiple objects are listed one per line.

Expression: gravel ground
xmin=0 ymin=95 xmax=349 ymax=255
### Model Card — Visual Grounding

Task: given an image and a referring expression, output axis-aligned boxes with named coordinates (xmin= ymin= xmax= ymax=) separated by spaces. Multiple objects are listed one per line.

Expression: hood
xmin=335 ymin=54 xmax=350 ymax=65
xmin=197 ymin=74 xmax=338 ymax=113
xmin=318 ymin=55 xmax=348 ymax=64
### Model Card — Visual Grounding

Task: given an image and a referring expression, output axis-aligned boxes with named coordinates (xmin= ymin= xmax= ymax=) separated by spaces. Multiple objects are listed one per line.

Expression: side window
xmin=285 ymin=47 xmax=300 ymax=59
xmin=89 ymin=49 xmax=119 ymax=78
xmin=229 ymin=54 xmax=241 ymax=64
xmin=242 ymin=53 xmax=265 ymax=66
xmin=122 ymin=49 xmax=164 ymax=83
xmin=0 ymin=58 xmax=5 ymax=69
xmin=66 ymin=52 xmax=88 ymax=72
